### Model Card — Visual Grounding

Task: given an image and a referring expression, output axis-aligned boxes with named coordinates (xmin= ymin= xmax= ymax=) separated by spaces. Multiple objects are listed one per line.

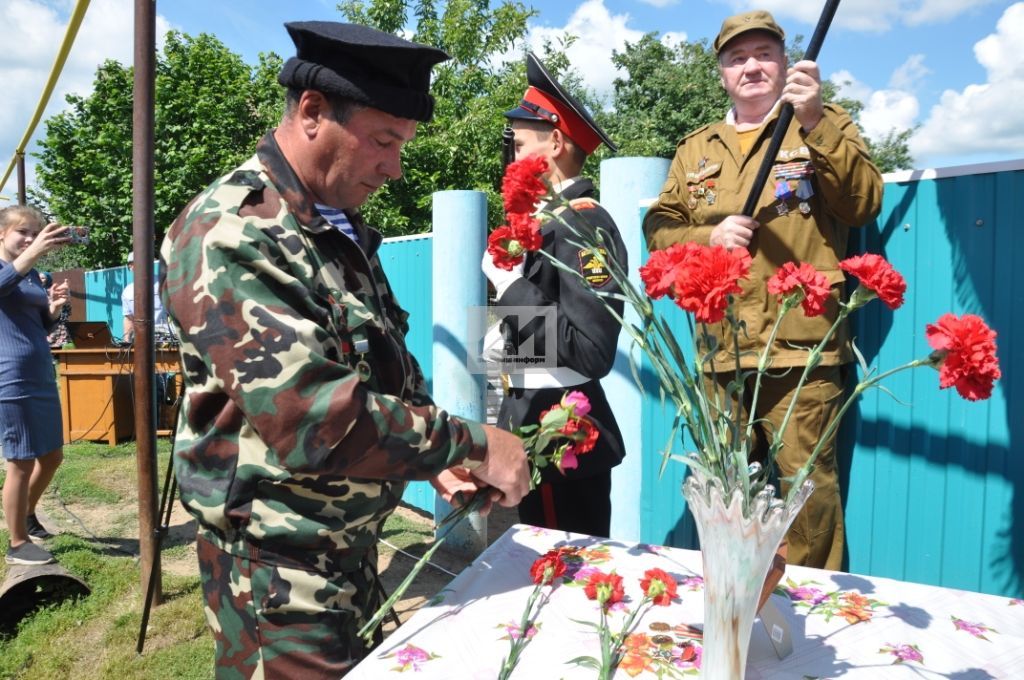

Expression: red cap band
xmin=519 ymin=86 xmax=602 ymax=155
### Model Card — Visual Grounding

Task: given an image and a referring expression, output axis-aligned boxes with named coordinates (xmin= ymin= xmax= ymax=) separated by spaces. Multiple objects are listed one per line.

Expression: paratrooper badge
xmin=578 ymin=247 xmax=612 ymax=288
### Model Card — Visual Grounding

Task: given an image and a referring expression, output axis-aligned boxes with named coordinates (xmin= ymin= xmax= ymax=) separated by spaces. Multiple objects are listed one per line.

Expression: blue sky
xmin=2 ymin=0 xmax=1022 ymax=199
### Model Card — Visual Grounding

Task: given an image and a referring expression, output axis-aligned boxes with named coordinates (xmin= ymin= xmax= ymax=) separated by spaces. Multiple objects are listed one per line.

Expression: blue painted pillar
xmin=431 ymin=190 xmax=488 ymax=556
xmin=599 ymin=157 xmax=671 ymax=541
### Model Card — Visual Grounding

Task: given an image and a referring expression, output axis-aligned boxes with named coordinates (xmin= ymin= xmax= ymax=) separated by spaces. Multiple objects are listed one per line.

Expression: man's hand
xmin=710 ymin=215 xmax=759 ymax=251
xmin=430 ymin=467 xmax=497 ymax=516
xmin=470 ymin=424 xmax=530 ymax=507
xmin=481 ymin=250 xmax=524 ymax=301
xmin=783 ymin=60 xmax=824 ymax=133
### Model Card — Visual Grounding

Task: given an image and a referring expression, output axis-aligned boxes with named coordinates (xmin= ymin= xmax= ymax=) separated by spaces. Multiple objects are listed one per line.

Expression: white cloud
xmin=911 ymin=3 xmax=1024 ymax=163
xmin=830 ymin=69 xmax=872 ymax=103
xmin=527 ymin=0 xmax=645 ymax=101
xmin=0 ymin=0 xmax=171 ymax=196
xmin=661 ymin=31 xmax=689 ymax=48
xmin=889 ymin=54 xmax=929 ymax=90
xmin=829 ymin=67 xmax=919 ymax=142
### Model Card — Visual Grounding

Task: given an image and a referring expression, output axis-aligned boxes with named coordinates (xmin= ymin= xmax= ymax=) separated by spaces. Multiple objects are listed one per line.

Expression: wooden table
xmin=52 ymin=347 xmax=182 ymax=445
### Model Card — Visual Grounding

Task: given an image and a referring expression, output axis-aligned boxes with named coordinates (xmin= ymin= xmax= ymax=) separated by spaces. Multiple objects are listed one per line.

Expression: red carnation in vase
xmin=640 ymin=568 xmax=678 ymax=606
xmin=767 ymin=261 xmax=831 ymax=317
xmin=839 ymin=253 xmax=906 ymax=310
xmin=584 ymin=571 xmax=625 ymax=608
xmin=925 ymin=313 xmax=1001 ymax=401
xmin=639 ymin=242 xmax=701 ymax=300
xmin=503 ymin=155 xmax=549 ymax=214
xmin=673 ymin=244 xmax=751 ymax=323
xmin=529 ymin=551 xmax=568 ymax=585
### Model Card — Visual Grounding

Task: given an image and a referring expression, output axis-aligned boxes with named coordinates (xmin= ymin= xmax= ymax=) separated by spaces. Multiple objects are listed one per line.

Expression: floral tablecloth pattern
xmin=349 ymin=525 xmax=1024 ymax=679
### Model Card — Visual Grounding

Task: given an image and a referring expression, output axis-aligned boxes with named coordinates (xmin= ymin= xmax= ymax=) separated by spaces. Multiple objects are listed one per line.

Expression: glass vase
xmin=681 ymin=467 xmax=814 ymax=680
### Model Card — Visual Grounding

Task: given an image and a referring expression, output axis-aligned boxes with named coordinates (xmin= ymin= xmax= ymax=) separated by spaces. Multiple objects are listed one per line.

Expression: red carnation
xmin=673 ymin=245 xmax=751 ymax=323
xmin=508 ymin=212 xmax=542 ymax=251
xmin=639 ymin=242 xmax=701 ymax=299
xmin=926 ymin=313 xmax=1001 ymax=401
xmin=576 ymin=418 xmax=599 ymax=454
xmin=487 ymin=215 xmax=541 ymax=271
xmin=487 ymin=226 xmax=526 ymax=270
xmin=767 ymin=261 xmax=831 ymax=317
xmin=839 ymin=254 xmax=906 ymax=310
xmin=584 ymin=571 xmax=625 ymax=608
xmin=640 ymin=568 xmax=678 ymax=606
xmin=502 ymin=155 xmax=549 ymax=214
xmin=529 ymin=551 xmax=567 ymax=585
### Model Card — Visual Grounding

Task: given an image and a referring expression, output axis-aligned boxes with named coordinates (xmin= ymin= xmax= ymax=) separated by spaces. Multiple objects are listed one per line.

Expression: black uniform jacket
xmin=496 ymin=178 xmax=627 ymax=481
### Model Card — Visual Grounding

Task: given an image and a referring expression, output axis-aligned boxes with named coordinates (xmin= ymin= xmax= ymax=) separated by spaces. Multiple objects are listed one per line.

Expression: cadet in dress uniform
xmin=482 ymin=53 xmax=627 ymax=538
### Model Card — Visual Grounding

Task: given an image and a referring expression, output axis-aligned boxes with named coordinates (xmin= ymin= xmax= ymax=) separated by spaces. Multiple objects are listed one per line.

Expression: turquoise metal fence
xmin=636 ymin=161 xmax=1023 ymax=598
xmin=79 ymin=160 xmax=1023 ymax=596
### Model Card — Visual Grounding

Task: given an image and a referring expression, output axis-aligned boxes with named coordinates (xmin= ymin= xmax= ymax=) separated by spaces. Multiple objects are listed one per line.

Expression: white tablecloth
xmin=349 ymin=525 xmax=1024 ymax=678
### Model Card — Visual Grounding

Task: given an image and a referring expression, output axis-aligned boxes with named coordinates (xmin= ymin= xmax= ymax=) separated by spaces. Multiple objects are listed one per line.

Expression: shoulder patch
xmin=578 ymin=247 xmax=612 ymax=288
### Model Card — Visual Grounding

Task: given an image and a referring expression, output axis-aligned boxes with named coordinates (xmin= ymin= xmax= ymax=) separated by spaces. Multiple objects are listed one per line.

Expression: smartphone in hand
xmin=67 ymin=226 xmax=91 ymax=245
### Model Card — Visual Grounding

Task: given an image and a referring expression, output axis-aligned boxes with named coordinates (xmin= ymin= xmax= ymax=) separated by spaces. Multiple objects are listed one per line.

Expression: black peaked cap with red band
xmin=504 ymin=52 xmax=617 ymax=154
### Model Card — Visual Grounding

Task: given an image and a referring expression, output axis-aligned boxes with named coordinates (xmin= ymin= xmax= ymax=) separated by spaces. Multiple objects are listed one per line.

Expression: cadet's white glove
xmin=481 ymin=250 xmax=524 ymax=301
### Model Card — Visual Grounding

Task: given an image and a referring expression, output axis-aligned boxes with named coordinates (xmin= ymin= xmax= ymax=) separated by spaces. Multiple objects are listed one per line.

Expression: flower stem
xmin=357 ymin=493 xmax=486 ymax=644
xmin=786 ymin=357 xmax=931 ymax=503
xmin=497 ymin=581 xmax=545 ymax=680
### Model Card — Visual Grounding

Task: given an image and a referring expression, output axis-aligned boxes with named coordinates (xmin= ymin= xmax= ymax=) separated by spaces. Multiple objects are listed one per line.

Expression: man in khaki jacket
xmin=643 ymin=9 xmax=883 ymax=570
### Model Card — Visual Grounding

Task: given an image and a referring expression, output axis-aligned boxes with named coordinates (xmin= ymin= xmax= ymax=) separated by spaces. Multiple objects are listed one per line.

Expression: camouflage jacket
xmin=644 ymin=103 xmax=883 ymax=369
xmin=160 ymin=132 xmax=487 ymax=573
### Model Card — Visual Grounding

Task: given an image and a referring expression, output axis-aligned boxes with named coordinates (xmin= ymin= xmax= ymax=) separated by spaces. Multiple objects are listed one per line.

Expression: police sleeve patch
xmin=578 ymin=247 xmax=612 ymax=288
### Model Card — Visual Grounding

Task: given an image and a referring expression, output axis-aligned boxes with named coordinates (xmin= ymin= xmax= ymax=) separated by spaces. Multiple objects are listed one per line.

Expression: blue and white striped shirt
xmin=315 ymin=203 xmax=359 ymax=243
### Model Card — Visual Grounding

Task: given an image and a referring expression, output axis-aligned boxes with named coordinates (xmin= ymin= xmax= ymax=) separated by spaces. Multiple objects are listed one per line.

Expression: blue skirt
xmin=0 ymin=392 xmax=64 ymax=460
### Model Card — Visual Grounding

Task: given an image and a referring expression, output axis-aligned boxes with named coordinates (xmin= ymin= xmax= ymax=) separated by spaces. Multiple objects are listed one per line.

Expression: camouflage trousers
xmin=708 ymin=365 xmax=846 ymax=571
xmin=196 ymin=534 xmax=383 ymax=679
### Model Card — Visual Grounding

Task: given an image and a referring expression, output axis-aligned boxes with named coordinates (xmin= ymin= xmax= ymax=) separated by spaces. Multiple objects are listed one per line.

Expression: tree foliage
xmin=32 ymin=9 xmax=916 ymax=261
xmin=336 ymin=0 xmax=537 ymax=235
xmin=33 ymin=32 xmax=283 ymax=268
xmin=605 ymin=33 xmax=914 ymax=173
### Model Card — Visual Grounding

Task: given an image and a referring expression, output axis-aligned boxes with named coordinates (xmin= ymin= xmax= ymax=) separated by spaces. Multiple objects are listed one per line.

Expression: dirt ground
xmin=29 ymin=493 xmax=518 ymax=632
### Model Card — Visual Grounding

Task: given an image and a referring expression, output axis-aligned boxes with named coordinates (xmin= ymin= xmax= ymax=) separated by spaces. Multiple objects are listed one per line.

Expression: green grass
xmin=0 ymin=440 xmax=438 ymax=679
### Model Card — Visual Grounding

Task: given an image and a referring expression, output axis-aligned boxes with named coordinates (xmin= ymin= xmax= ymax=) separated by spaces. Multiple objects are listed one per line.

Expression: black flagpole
xmin=740 ymin=0 xmax=842 ymax=217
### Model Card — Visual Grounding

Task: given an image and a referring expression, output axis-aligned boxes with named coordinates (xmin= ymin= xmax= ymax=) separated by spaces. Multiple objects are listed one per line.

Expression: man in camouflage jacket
xmin=643 ymin=11 xmax=883 ymax=570
xmin=160 ymin=22 xmax=528 ymax=679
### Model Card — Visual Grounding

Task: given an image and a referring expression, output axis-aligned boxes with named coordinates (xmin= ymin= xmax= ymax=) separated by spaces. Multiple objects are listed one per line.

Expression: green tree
xmin=606 ymin=33 xmax=914 ymax=173
xmin=337 ymin=0 xmax=536 ymax=234
xmin=33 ymin=32 xmax=283 ymax=268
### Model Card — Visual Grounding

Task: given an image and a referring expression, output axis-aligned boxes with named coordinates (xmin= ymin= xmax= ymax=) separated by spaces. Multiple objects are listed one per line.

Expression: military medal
xmin=705 ymin=180 xmax=716 ymax=206
xmin=796 ymin=178 xmax=814 ymax=200
xmin=799 ymin=202 xmax=811 ymax=214
xmin=353 ymin=337 xmax=372 ymax=382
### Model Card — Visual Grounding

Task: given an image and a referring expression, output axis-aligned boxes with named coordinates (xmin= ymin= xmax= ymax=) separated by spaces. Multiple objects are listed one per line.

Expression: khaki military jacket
xmin=160 ymin=132 xmax=487 ymax=573
xmin=643 ymin=103 xmax=883 ymax=369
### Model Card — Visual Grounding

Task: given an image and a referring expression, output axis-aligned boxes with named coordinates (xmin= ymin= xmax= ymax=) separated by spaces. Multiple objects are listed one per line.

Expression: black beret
xmin=278 ymin=21 xmax=450 ymax=122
